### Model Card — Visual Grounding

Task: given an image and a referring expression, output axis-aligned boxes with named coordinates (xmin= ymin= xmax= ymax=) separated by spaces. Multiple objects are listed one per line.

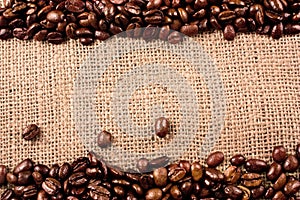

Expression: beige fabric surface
xmin=0 ymin=31 xmax=299 ymax=191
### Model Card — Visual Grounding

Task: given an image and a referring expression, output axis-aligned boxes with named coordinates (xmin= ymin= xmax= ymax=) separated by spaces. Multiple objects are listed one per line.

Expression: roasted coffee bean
xmin=180 ymin=181 xmax=192 ymax=196
xmin=190 ymin=162 xmax=202 ymax=181
xmin=22 ymin=124 xmax=40 ymax=140
xmin=13 ymin=27 xmax=28 ymax=40
xmin=272 ymin=145 xmax=287 ymax=163
xmin=6 ymin=172 xmax=17 ymax=184
xmin=37 ymin=190 xmax=48 ymax=200
xmin=224 ymin=166 xmax=241 ymax=184
xmin=13 ymin=158 xmax=34 ymax=175
xmin=206 ymin=151 xmax=224 ymax=167
xmin=245 ymin=159 xmax=268 ymax=173
xmin=0 ymin=165 xmax=8 ymax=185
xmin=49 ymin=165 xmax=60 ymax=179
xmin=267 ymin=162 xmax=282 ymax=181
xmin=9 ymin=19 xmax=25 ymax=29
xmin=283 ymin=180 xmax=300 ymax=195
xmin=1 ymin=189 xmax=14 ymax=200
xmin=89 ymin=185 xmax=111 ymax=200
xmin=34 ymin=164 xmax=50 ymax=176
xmin=68 ymin=172 xmax=88 ymax=186
xmin=170 ymin=185 xmax=182 ymax=199
xmin=180 ymin=24 xmax=198 ymax=36
xmin=65 ymin=23 xmax=77 ymax=39
xmin=14 ymin=185 xmax=25 ymax=196
xmin=65 ymin=0 xmax=85 ymax=13
xmin=251 ymin=185 xmax=265 ymax=199
xmin=142 ymin=25 xmax=159 ymax=41
xmin=224 ymin=185 xmax=243 ymax=199
xmin=273 ymin=173 xmax=287 ymax=190
xmin=158 ymin=25 xmax=170 ymax=40
xmin=97 ymin=130 xmax=112 ymax=148
xmin=283 ymin=155 xmax=299 ymax=172
xmin=46 ymin=10 xmax=64 ymax=23
xmin=223 ymin=24 xmax=236 ymax=40
xmin=33 ymin=29 xmax=48 ymax=41
xmin=23 ymin=185 xmax=37 ymax=199
xmin=132 ymin=183 xmax=144 ymax=196
xmin=17 ymin=170 xmax=32 ymax=185
xmin=265 ymin=186 xmax=275 ymax=198
xmin=168 ymin=166 xmax=186 ymax=182
xmin=145 ymin=188 xmax=162 ymax=200
xmin=241 ymin=173 xmax=262 ymax=188
xmin=47 ymin=31 xmax=64 ymax=44
xmin=32 ymin=171 xmax=43 ymax=185
xmin=153 ymin=167 xmax=167 ymax=187
xmin=140 ymin=174 xmax=154 ymax=190
xmin=177 ymin=8 xmax=188 ymax=23
xmin=205 ymin=168 xmax=224 ymax=182
xmin=42 ymin=178 xmax=61 ymax=195
xmin=218 ymin=10 xmax=236 ymax=21
xmin=71 ymin=157 xmax=89 ymax=173
xmin=273 ymin=191 xmax=287 ymax=200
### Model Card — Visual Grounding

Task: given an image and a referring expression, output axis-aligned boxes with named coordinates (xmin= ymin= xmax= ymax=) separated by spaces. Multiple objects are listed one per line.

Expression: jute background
xmin=0 ymin=31 xmax=299 ymax=194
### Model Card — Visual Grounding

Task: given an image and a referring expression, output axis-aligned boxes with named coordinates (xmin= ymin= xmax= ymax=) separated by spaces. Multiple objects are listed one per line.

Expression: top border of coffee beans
xmin=0 ymin=0 xmax=300 ymax=45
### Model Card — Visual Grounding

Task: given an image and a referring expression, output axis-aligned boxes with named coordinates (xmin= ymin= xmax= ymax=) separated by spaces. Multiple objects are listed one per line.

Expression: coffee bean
xmin=271 ymin=22 xmax=283 ymax=39
xmin=37 ymin=190 xmax=48 ymax=200
xmin=0 ymin=28 xmax=12 ymax=39
xmin=1 ymin=189 xmax=14 ymax=200
xmin=283 ymin=155 xmax=299 ymax=172
xmin=251 ymin=185 xmax=265 ymax=199
xmin=0 ymin=165 xmax=8 ymax=185
xmin=168 ymin=166 xmax=186 ymax=182
xmin=190 ymin=162 xmax=203 ymax=181
xmin=153 ymin=167 xmax=167 ymax=187
xmin=210 ymin=16 xmax=222 ymax=30
xmin=180 ymin=24 xmax=198 ymax=36
xmin=140 ymin=174 xmax=154 ymax=190
xmin=178 ymin=8 xmax=188 ymax=23
xmin=265 ymin=186 xmax=275 ymax=198
xmin=13 ymin=158 xmax=33 ymax=175
xmin=47 ymin=31 xmax=64 ymax=44
xmin=158 ymin=25 xmax=170 ymax=40
xmin=18 ymin=170 xmax=32 ymax=185
xmin=223 ymin=24 xmax=236 ymax=40
xmin=170 ymin=185 xmax=182 ymax=199
xmin=65 ymin=0 xmax=85 ymax=13
xmin=42 ymin=178 xmax=61 ymax=195
xmin=272 ymin=146 xmax=287 ymax=163
xmin=245 ymin=159 xmax=268 ymax=173
xmin=218 ymin=10 xmax=236 ymax=21
xmin=32 ymin=171 xmax=43 ymax=185
xmin=97 ymin=130 xmax=112 ymax=148
xmin=22 ymin=124 xmax=40 ymax=140
xmin=79 ymin=37 xmax=94 ymax=45
xmin=46 ymin=10 xmax=64 ymax=23
xmin=23 ymin=185 xmax=37 ymax=199
xmin=273 ymin=173 xmax=287 ymax=190
xmin=145 ymin=188 xmax=162 ymax=200
xmin=267 ymin=162 xmax=282 ymax=181
xmin=237 ymin=185 xmax=251 ymax=200
xmin=206 ymin=151 xmax=224 ymax=167
xmin=205 ymin=168 xmax=224 ymax=182
xmin=69 ymin=172 xmax=88 ymax=186
xmin=89 ymin=185 xmax=111 ymax=200
xmin=273 ymin=191 xmax=287 ymax=200
xmin=143 ymin=25 xmax=159 ymax=41
xmin=224 ymin=185 xmax=243 ymax=199
xmin=6 ymin=172 xmax=17 ymax=184
xmin=33 ymin=29 xmax=48 ymax=41
xmin=132 ymin=183 xmax=144 ymax=196
xmin=283 ymin=180 xmax=300 ymax=196
xmin=241 ymin=173 xmax=262 ymax=188
xmin=224 ymin=166 xmax=241 ymax=184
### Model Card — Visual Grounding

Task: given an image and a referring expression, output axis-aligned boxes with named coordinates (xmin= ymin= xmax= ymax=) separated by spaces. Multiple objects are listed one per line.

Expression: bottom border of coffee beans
xmin=0 ymin=144 xmax=299 ymax=200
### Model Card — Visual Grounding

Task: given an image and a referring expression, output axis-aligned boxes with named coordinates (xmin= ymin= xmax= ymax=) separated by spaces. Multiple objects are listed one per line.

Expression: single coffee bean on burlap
xmin=154 ymin=117 xmax=170 ymax=138
xmin=223 ymin=25 xmax=236 ymax=41
xmin=22 ymin=124 xmax=40 ymax=140
xmin=206 ymin=151 xmax=224 ymax=167
xmin=97 ymin=130 xmax=112 ymax=148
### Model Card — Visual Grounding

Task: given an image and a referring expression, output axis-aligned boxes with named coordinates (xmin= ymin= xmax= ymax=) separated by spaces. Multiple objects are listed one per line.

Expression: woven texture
xmin=0 ymin=31 xmax=299 ymax=179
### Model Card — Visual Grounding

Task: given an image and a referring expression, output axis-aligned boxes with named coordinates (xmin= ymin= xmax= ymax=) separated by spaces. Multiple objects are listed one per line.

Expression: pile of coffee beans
xmin=0 ymin=0 xmax=300 ymax=45
xmin=0 ymin=145 xmax=299 ymax=199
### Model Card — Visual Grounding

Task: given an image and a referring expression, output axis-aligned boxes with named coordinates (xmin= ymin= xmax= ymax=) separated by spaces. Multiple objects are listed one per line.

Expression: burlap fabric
xmin=0 ymin=30 xmax=299 ymax=194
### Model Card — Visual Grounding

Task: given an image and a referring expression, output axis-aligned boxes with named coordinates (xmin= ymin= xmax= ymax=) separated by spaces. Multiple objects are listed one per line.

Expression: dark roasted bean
xmin=206 ymin=151 xmax=224 ymax=167
xmin=245 ymin=159 xmax=268 ymax=173
xmin=13 ymin=158 xmax=34 ymax=175
xmin=1 ymin=189 xmax=14 ymax=200
xmin=145 ymin=188 xmax=162 ymax=200
xmin=272 ymin=146 xmax=287 ymax=163
xmin=47 ymin=32 xmax=64 ymax=44
xmin=273 ymin=191 xmax=287 ymax=200
xmin=180 ymin=24 xmax=198 ymax=36
xmin=223 ymin=24 xmax=236 ymax=40
xmin=273 ymin=173 xmax=287 ymax=190
xmin=153 ymin=167 xmax=167 ymax=187
xmin=33 ymin=29 xmax=48 ymax=41
xmin=6 ymin=172 xmax=17 ymax=184
xmin=224 ymin=166 xmax=241 ymax=184
xmin=65 ymin=0 xmax=85 ymax=13
xmin=42 ymin=178 xmax=61 ymax=195
xmin=224 ymin=185 xmax=243 ymax=199
xmin=89 ymin=185 xmax=111 ymax=200
xmin=283 ymin=155 xmax=299 ymax=172
xmin=283 ymin=180 xmax=300 ymax=195
xmin=140 ymin=174 xmax=154 ymax=190
xmin=241 ymin=173 xmax=262 ymax=188
xmin=0 ymin=165 xmax=8 ymax=185
xmin=265 ymin=187 xmax=275 ymax=198
xmin=23 ymin=185 xmax=37 ymax=199
xmin=251 ymin=185 xmax=265 ymax=199
xmin=69 ymin=172 xmax=88 ymax=186
xmin=32 ymin=171 xmax=44 ymax=185
xmin=267 ymin=162 xmax=282 ymax=181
